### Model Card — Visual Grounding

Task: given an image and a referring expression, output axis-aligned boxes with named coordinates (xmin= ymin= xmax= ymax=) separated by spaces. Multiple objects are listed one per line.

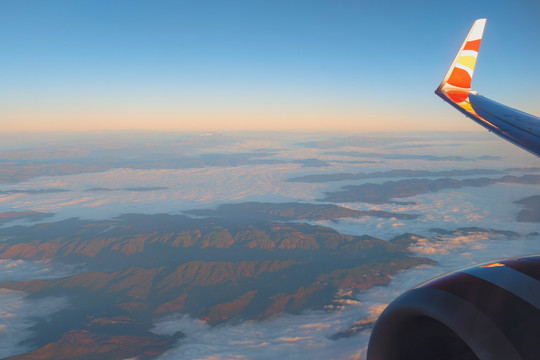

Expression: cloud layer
xmin=1 ymin=133 xmax=540 ymax=359
xmin=150 ymin=222 xmax=540 ymax=360
xmin=0 ymin=259 xmax=84 ymax=282
xmin=0 ymin=290 xmax=69 ymax=359
xmin=0 ymin=164 xmax=324 ymax=224
xmin=0 ymin=259 xmax=76 ymax=358
xmin=148 ymin=179 xmax=540 ymax=360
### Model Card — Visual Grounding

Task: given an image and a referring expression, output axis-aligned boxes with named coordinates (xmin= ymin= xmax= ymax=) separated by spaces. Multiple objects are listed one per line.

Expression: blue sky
xmin=1 ymin=0 xmax=539 ymax=131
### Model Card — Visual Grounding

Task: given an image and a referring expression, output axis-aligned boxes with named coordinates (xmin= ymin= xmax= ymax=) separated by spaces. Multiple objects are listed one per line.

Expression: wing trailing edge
xmin=436 ymin=19 xmax=540 ymax=157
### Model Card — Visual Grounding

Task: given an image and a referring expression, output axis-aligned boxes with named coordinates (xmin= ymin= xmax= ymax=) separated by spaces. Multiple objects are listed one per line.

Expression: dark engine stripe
xmin=424 ymin=272 xmax=540 ymax=360
xmin=460 ymin=265 xmax=540 ymax=310
xmin=502 ymin=257 xmax=540 ymax=282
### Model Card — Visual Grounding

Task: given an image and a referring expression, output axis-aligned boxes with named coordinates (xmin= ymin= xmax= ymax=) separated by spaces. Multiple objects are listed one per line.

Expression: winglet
xmin=436 ymin=19 xmax=486 ymax=101
xmin=435 ymin=19 xmax=540 ymax=158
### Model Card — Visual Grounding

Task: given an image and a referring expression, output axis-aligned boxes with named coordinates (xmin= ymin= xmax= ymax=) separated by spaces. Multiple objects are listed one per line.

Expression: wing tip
xmin=469 ymin=18 xmax=487 ymax=41
xmin=437 ymin=19 xmax=487 ymax=93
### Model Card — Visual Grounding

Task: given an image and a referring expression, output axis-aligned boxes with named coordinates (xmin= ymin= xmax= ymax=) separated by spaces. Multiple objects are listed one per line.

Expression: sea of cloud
xmin=0 ymin=132 xmax=538 ymax=225
xmin=0 ymin=291 xmax=69 ymax=359
xmin=0 ymin=259 xmax=84 ymax=282
xmin=1 ymin=133 xmax=539 ymax=359
xmin=147 ymin=174 xmax=540 ymax=360
xmin=2 ymin=166 xmax=537 ymax=229
xmin=0 ymin=164 xmax=326 ymax=225
xmin=150 ymin=223 xmax=540 ymax=360
xmin=0 ymin=260 xmax=77 ymax=358
xmin=150 ymin=144 xmax=539 ymax=359
xmin=313 ymin=182 xmax=540 ymax=240
xmin=152 ymin=305 xmax=371 ymax=360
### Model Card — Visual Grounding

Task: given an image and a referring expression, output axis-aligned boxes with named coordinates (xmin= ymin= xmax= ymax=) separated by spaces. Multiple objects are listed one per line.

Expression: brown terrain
xmin=0 ymin=209 xmax=434 ymax=360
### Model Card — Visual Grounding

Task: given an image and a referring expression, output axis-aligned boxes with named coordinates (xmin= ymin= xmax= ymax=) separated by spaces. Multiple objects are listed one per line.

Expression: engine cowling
xmin=367 ymin=255 xmax=540 ymax=360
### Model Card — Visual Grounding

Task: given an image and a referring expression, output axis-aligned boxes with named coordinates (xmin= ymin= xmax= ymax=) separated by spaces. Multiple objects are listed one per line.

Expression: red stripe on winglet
xmin=447 ymin=67 xmax=471 ymax=88
xmin=447 ymin=91 xmax=469 ymax=103
xmin=464 ymin=39 xmax=481 ymax=52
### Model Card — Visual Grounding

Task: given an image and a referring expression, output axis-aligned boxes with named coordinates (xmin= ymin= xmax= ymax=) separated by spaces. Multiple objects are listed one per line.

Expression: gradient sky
xmin=1 ymin=0 xmax=539 ymax=132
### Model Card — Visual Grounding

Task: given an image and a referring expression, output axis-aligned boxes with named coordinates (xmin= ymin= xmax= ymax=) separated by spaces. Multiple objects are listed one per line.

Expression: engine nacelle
xmin=367 ymin=255 xmax=540 ymax=360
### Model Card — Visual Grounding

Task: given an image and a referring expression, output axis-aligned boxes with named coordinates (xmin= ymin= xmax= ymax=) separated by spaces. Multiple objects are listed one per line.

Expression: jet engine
xmin=367 ymin=255 xmax=540 ymax=360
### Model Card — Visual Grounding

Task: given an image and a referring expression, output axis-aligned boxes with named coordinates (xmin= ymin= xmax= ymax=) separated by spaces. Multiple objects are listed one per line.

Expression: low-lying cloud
xmin=0 ymin=260 xmax=81 ymax=358
xmin=0 ymin=290 xmax=69 ymax=359
xmin=145 ymin=182 xmax=540 ymax=359
xmin=0 ymin=164 xmax=322 ymax=222
xmin=0 ymin=259 xmax=84 ymax=283
xmin=152 ymin=309 xmax=370 ymax=360
xmin=310 ymin=183 xmax=540 ymax=240
xmin=2 ymin=132 xmax=540 ymax=359
xmin=151 ymin=221 xmax=540 ymax=360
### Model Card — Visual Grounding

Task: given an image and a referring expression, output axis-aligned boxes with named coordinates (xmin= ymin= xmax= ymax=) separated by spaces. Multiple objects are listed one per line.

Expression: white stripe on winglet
xmin=461 ymin=50 xmax=478 ymax=58
xmin=469 ymin=18 xmax=486 ymax=41
xmin=455 ymin=63 xmax=474 ymax=78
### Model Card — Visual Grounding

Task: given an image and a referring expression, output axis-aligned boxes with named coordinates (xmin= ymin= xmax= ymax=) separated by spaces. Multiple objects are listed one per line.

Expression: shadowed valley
xmin=0 ymin=205 xmax=433 ymax=360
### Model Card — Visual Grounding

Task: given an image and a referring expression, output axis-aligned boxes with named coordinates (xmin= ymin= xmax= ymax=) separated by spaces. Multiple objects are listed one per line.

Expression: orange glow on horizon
xmin=1 ymin=106 xmax=482 ymax=133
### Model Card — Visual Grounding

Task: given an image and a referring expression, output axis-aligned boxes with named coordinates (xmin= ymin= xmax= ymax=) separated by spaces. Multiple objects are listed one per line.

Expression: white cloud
xmin=0 ymin=164 xmax=324 ymax=223
xmin=0 ymin=259 xmax=79 ymax=358
xmin=309 ymin=182 xmax=540 ymax=240
xmin=0 ymin=290 xmax=69 ymax=359
xmin=0 ymin=259 xmax=83 ymax=282
xmin=2 ymin=133 xmax=540 ymax=359
xmin=152 ymin=311 xmax=371 ymax=360
xmin=150 ymin=196 xmax=540 ymax=360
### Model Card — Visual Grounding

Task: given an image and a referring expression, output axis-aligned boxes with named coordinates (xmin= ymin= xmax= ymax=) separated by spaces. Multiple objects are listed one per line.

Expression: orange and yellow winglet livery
xmin=435 ymin=19 xmax=540 ymax=157
xmin=436 ymin=19 xmax=486 ymax=115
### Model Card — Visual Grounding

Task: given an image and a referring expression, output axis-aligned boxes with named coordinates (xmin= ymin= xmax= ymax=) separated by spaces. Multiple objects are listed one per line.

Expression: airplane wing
xmin=435 ymin=19 xmax=540 ymax=157
xmin=367 ymin=21 xmax=540 ymax=360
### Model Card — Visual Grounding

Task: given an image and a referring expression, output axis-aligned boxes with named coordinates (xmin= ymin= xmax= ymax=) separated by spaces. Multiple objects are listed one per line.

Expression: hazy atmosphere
xmin=1 ymin=1 xmax=539 ymax=359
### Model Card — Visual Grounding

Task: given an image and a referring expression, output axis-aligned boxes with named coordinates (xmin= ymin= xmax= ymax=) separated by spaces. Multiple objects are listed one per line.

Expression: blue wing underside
xmin=436 ymin=19 xmax=540 ymax=157
xmin=437 ymin=90 xmax=540 ymax=157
